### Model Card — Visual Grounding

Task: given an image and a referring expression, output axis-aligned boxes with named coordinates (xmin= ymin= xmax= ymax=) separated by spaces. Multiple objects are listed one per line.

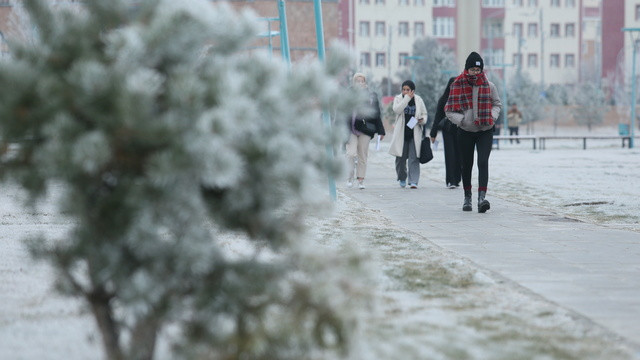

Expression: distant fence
xmin=493 ymin=135 xmax=638 ymax=150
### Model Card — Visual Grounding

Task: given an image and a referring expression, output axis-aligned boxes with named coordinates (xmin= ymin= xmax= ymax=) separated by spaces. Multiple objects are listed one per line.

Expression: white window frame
xmin=360 ymin=52 xmax=371 ymax=67
xmin=415 ymin=22 xmax=425 ymax=37
xmin=565 ymin=54 xmax=575 ymax=67
xmin=433 ymin=17 xmax=455 ymax=38
xmin=376 ymin=52 xmax=386 ymax=67
xmin=360 ymin=21 xmax=370 ymax=37
xmin=398 ymin=22 xmax=409 ymax=37
xmin=375 ymin=21 xmax=386 ymax=36
xmin=550 ymin=54 xmax=560 ymax=68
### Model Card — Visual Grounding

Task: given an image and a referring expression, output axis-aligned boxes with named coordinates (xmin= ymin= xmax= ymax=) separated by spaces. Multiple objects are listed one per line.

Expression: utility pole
xmin=539 ymin=8 xmax=544 ymax=95
xmin=387 ymin=25 xmax=392 ymax=96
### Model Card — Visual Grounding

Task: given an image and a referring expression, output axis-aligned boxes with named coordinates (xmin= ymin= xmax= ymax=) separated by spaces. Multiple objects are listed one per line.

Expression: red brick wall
xmin=218 ymin=0 xmax=341 ymax=62
xmin=0 ymin=1 xmax=341 ymax=62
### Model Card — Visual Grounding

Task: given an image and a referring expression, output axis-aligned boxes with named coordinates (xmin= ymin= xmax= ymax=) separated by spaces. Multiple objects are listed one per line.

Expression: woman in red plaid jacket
xmin=444 ymin=52 xmax=502 ymax=213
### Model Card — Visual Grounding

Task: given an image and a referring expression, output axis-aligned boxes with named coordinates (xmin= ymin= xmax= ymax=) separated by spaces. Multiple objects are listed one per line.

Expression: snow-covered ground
xmin=1 ymin=126 xmax=640 ymax=359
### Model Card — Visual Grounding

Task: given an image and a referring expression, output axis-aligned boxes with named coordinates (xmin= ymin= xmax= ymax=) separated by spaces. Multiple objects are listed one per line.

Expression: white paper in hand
xmin=407 ymin=116 xmax=418 ymax=129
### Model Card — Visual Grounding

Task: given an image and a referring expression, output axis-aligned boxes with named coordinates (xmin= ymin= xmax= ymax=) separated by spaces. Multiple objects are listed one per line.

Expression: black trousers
xmin=458 ymin=128 xmax=493 ymax=192
xmin=509 ymin=126 xmax=519 ymax=143
xmin=442 ymin=129 xmax=461 ymax=186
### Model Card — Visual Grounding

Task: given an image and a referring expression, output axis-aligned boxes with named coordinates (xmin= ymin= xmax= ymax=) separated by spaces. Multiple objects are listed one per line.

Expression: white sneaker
xmin=347 ymin=180 xmax=353 ymax=188
xmin=358 ymin=180 xmax=365 ymax=189
xmin=409 ymin=183 xmax=418 ymax=189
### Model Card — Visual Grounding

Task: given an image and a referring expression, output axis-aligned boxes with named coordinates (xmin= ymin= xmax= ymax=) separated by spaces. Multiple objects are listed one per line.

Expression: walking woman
xmin=430 ymin=77 xmax=461 ymax=189
xmin=346 ymin=72 xmax=385 ymax=189
xmin=444 ymin=52 xmax=502 ymax=212
xmin=388 ymin=80 xmax=428 ymax=189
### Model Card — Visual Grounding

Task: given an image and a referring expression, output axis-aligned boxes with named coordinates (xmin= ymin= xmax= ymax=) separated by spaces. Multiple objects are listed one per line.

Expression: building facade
xmin=349 ymin=0 xmax=607 ymax=88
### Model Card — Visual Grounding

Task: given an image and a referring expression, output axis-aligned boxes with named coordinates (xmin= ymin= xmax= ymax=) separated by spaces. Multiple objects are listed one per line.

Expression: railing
xmin=493 ymin=135 xmax=537 ymax=150
xmin=493 ymin=135 xmax=637 ymax=150
xmin=538 ymin=135 xmax=632 ymax=150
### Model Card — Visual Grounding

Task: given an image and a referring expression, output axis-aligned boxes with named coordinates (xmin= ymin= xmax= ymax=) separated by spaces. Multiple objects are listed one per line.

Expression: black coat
xmin=430 ymin=77 xmax=457 ymax=138
xmin=350 ymin=90 xmax=385 ymax=138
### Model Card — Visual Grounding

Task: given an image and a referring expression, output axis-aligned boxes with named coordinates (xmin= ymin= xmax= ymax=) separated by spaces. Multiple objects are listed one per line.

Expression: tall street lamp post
xmin=622 ymin=27 xmax=640 ymax=149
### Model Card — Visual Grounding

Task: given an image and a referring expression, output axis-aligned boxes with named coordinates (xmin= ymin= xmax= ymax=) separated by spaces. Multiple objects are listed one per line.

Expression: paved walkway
xmin=341 ymin=147 xmax=640 ymax=349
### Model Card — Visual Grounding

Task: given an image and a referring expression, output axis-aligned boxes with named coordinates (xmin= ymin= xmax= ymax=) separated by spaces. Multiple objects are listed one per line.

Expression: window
xmin=513 ymin=23 xmax=523 ymax=38
xmin=359 ymin=0 xmax=370 ymax=4
xmin=398 ymin=22 xmax=409 ymax=36
xmin=482 ymin=0 xmax=504 ymax=7
xmin=375 ymin=21 xmax=386 ymax=36
xmin=433 ymin=17 xmax=455 ymax=38
xmin=399 ymin=0 xmax=409 ymax=5
xmin=359 ymin=21 xmax=370 ymax=37
xmin=376 ymin=53 xmax=386 ymax=67
xmin=433 ymin=0 xmax=455 ymax=5
xmin=513 ymin=53 xmax=522 ymax=68
xmin=565 ymin=23 xmax=575 ymax=37
xmin=550 ymin=0 xmax=560 ymax=6
xmin=360 ymin=52 xmax=371 ymax=67
xmin=513 ymin=0 xmax=523 ymax=6
xmin=528 ymin=23 xmax=538 ymax=37
xmin=550 ymin=23 xmax=560 ymax=37
xmin=483 ymin=20 xmax=503 ymax=38
xmin=528 ymin=0 xmax=537 ymax=5
xmin=399 ymin=52 xmax=409 ymax=66
xmin=483 ymin=48 xmax=504 ymax=66
xmin=414 ymin=0 xmax=425 ymax=5
xmin=415 ymin=22 xmax=425 ymax=37
xmin=565 ymin=54 xmax=575 ymax=67
xmin=375 ymin=0 xmax=385 ymax=3
xmin=550 ymin=54 xmax=560 ymax=67
xmin=636 ymin=5 xmax=640 ymax=20
xmin=528 ymin=53 xmax=538 ymax=67
xmin=565 ymin=0 xmax=575 ymax=6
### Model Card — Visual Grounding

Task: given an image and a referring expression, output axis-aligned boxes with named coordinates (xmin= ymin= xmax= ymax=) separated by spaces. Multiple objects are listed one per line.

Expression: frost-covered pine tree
xmin=399 ymin=37 xmax=456 ymax=119
xmin=0 ymin=0 xmax=368 ymax=359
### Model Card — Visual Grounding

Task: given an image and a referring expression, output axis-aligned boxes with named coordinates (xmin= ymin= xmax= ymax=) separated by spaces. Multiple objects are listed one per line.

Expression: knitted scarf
xmin=444 ymin=71 xmax=493 ymax=126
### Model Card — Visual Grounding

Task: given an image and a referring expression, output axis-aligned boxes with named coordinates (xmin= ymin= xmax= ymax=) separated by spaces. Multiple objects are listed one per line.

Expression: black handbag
xmin=354 ymin=119 xmax=377 ymax=137
xmin=419 ymin=138 xmax=433 ymax=164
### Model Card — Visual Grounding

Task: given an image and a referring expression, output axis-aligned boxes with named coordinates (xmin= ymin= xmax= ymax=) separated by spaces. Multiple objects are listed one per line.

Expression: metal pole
xmin=632 ymin=40 xmax=637 ymax=149
xmin=313 ymin=0 xmax=337 ymax=200
xmin=623 ymin=28 xmax=640 ymax=149
xmin=539 ymin=8 xmax=544 ymax=94
xmin=502 ymin=66 xmax=508 ymax=135
xmin=277 ymin=0 xmax=291 ymax=66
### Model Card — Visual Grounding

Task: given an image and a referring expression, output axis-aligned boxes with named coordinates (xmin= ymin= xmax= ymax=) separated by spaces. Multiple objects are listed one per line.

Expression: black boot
xmin=478 ymin=191 xmax=490 ymax=213
xmin=462 ymin=190 xmax=472 ymax=211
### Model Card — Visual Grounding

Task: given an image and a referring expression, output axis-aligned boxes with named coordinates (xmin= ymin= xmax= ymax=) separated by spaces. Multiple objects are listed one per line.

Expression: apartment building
xmin=351 ymin=0 xmax=604 ymax=88
xmin=349 ymin=0 xmax=432 ymax=84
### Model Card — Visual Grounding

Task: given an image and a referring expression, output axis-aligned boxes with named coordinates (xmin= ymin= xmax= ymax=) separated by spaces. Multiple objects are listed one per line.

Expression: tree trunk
xmin=128 ymin=314 xmax=160 ymax=360
xmin=88 ymin=289 xmax=123 ymax=360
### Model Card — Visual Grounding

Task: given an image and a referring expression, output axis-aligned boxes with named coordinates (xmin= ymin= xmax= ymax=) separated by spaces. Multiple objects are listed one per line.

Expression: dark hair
xmin=401 ymin=80 xmax=415 ymax=91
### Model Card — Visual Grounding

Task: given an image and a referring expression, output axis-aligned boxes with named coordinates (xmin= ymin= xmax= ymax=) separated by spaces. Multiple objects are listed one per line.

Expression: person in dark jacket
xmin=430 ymin=77 xmax=461 ymax=189
xmin=345 ymin=72 xmax=385 ymax=189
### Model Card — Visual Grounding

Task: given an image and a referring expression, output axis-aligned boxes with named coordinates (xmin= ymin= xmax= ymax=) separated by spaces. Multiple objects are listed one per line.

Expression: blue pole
xmin=313 ymin=0 xmax=337 ymax=201
xmin=277 ymin=0 xmax=291 ymax=66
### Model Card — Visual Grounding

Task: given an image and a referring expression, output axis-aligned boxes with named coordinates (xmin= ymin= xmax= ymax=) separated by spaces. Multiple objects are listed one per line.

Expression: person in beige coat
xmin=388 ymin=80 xmax=428 ymax=188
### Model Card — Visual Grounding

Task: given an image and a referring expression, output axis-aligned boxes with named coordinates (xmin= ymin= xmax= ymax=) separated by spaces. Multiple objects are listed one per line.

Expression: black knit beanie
xmin=401 ymin=80 xmax=415 ymax=91
xmin=465 ymin=51 xmax=484 ymax=70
